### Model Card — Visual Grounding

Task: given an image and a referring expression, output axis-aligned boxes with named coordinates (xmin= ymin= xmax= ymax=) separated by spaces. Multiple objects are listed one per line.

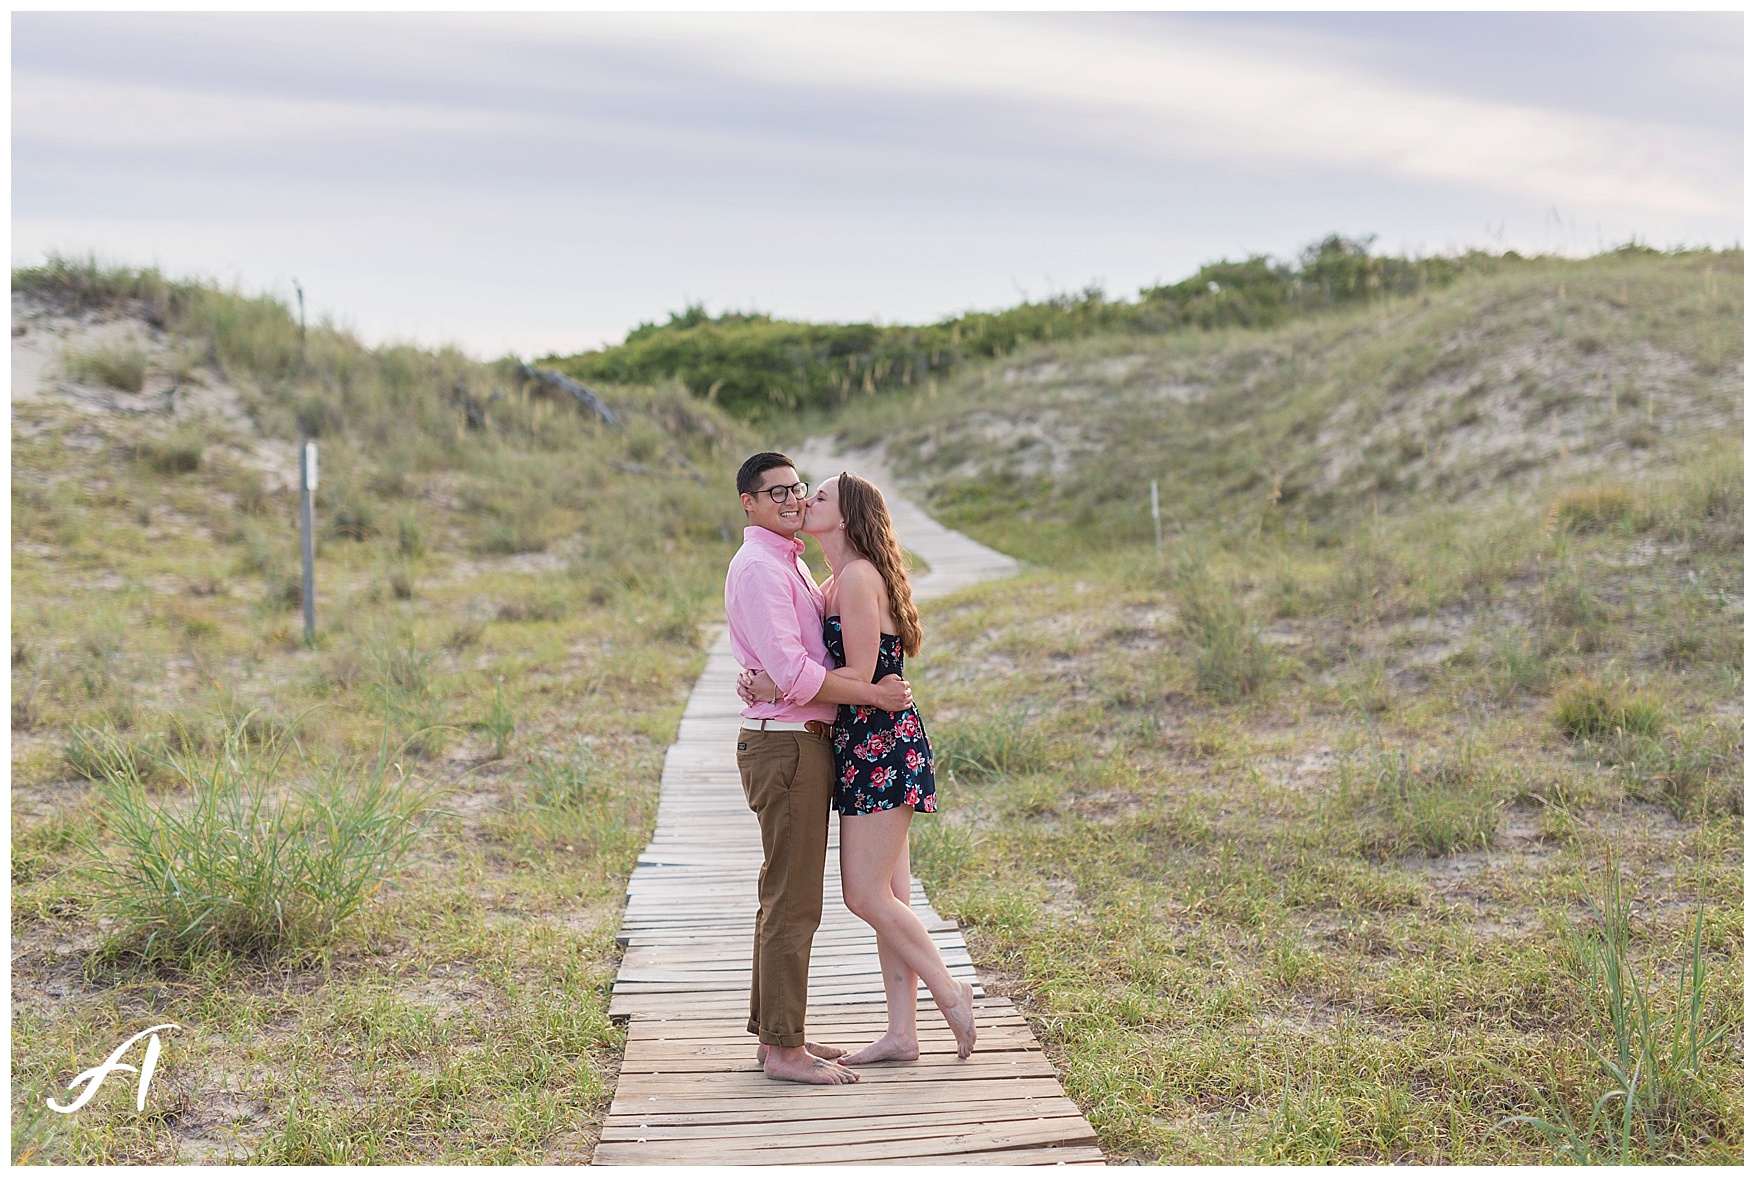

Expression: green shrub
xmin=130 ymin=424 xmax=205 ymax=475
xmin=390 ymin=510 xmax=425 ymax=560
xmin=492 ymin=742 xmax=648 ymax=863
xmin=1642 ymin=449 xmax=1742 ymax=551
xmin=1193 ymin=613 xmax=1276 ymax=702
xmin=63 ymin=726 xmax=165 ymax=785
xmin=1540 ymin=570 xmax=1612 ymax=651
xmin=1499 ymin=864 xmax=1732 ymax=1162
xmin=909 ymin=818 xmax=980 ymax=885
xmin=1174 ymin=560 xmax=1277 ymax=702
xmin=323 ymin=482 xmax=377 ymax=541
xmin=647 ymin=596 xmax=702 ymax=645
xmin=1553 ymin=679 xmax=1666 ymax=741
xmin=77 ymin=722 xmax=433 ymax=963
xmin=1350 ymin=748 xmax=1502 ymax=857
xmin=1485 ymin=631 xmax=1549 ymax=699
xmin=62 ymin=340 xmax=148 ymax=392
xmin=1608 ymin=724 xmax=1742 ymax=818
xmin=475 ymin=507 xmax=561 ymax=555
xmin=12 ymin=804 xmax=90 ymax=886
xmin=551 ymin=234 xmax=1503 ymax=418
xmin=937 ymin=713 xmax=1053 ymax=780
xmin=479 ymin=683 xmax=514 ymax=759
xmin=365 ymin=636 xmax=446 ymax=755
xmin=496 ymin=593 xmax=569 ymax=624
xmin=1550 ymin=486 xmax=1634 ymax=532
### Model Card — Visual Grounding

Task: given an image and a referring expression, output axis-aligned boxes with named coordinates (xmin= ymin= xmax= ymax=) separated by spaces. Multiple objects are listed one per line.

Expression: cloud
xmin=16 ymin=13 xmax=1738 ymax=222
xmin=540 ymin=13 xmax=1741 ymax=220
xmin=12 ymin=71 xmax=545 ymax=152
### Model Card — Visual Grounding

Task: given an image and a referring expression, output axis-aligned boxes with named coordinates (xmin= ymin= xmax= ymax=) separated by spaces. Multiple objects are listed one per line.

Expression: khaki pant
xmin=736 ymin=728 xmax=833 ymax=1047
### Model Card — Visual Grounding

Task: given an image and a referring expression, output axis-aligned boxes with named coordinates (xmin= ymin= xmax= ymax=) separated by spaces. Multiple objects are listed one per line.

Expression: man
xmin=726 ymin=451 xmax=913 ymax=1085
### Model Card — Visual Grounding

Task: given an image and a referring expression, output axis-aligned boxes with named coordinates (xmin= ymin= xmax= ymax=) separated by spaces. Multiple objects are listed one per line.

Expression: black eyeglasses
xmin=758 ymin=482 xmax=809 ymax=503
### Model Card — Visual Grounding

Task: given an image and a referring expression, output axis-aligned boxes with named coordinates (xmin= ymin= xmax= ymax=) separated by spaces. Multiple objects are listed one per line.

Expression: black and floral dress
xmin=823 ymin=615 xmax=936 ymax=817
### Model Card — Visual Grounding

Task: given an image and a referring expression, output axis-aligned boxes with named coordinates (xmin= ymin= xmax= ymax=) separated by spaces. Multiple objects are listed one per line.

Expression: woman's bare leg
xmin=840 ymin=807 xmax=976 ymax=1058
xmin=844 ymin=839 xmax=920 ymax=1063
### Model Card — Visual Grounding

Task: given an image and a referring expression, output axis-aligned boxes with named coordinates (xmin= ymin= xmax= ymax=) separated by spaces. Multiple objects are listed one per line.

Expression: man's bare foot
xmin=756 ymin=1041 xmax=846 ymax=1065
xmin=760 ymin=1044 xmax=860 ymax=1085
xmin=841 ymin=1032 xmax=920 ymax=1065
xmin=939 ymin=980 xmax=978 ymax=1058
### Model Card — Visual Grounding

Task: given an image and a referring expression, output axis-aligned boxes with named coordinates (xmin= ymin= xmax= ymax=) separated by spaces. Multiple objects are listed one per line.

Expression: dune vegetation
xmin=813 ymin=245 xmax=1743 ymax=1162
xmin=11 ymin=242 xmax=1742 ymax=1163
xmin=548 ymin=234 xmax=1500 ymax=418
xmin=10 ymin=257 xmax=756 ymax=1162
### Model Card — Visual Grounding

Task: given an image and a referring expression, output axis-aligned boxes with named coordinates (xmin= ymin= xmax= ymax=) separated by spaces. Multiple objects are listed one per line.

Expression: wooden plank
xmin=607 ymin=1079 xmax=1072 ymax=1118
xmin=848 ymin=1145 xmax=1108 ymax=1166
xmin=600 ymin=1115 xmax=1095 ymax=1150
xmin=607 ymin=1060 xmax=1062 ymax=1093
xmin=607 ymin=1097 xmax=1085 ymax=1128
xmin=591 ymin=1118 xmax=1096 ymax=1164
xmin=600 ymin=1102 xmax=1088 ymax=1140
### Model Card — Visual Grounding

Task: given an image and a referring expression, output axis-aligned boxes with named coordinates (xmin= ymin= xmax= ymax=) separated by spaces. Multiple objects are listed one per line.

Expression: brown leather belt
xmin=741 ymin=718 xmax=833 ymax=738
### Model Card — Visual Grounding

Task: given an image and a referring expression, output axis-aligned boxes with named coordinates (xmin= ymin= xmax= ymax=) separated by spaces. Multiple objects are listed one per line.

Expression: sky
xmin=11 ymin=11 xmax=1744 ymax=359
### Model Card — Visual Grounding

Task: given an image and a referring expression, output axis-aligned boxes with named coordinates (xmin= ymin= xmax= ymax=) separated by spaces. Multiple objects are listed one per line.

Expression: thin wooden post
xmin=1150 ymin=480 xmax=1162 ymax=557
xmin=293 ymin=278 xmax=307 ymax=368
xmin=300 ymin=441 xmax=317 ymax=645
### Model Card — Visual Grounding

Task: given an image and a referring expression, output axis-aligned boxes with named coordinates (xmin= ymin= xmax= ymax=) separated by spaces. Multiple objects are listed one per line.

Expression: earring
xmin=837 ymin=522 xmax=845 ymax=530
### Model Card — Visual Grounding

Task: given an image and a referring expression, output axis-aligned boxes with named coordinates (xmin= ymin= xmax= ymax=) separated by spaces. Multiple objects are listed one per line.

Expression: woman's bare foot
xmin=759 ymin=1044 xmax=860 ymax=1085
xmin=841 ymin=1032 xmax=920 ymax=1065
xmin=756 ymin=1041 xmax=846 ymax=1065
xmin=939 ymin=980 xmax=978 ymax=1058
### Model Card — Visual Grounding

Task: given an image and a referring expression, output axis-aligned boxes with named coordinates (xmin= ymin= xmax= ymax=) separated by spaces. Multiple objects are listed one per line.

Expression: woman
xmin=741 ymin=471 xmax=977 ymax=1062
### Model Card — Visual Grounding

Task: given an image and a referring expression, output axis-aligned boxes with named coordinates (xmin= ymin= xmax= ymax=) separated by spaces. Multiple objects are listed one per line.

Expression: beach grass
xmin=12 ymin=245 xmax=1742 ymax=1163
xmin=826 ymin=247 xmax=1743 ymax=1163
xmin=10 ymin=261 xmax=750 ymax=1163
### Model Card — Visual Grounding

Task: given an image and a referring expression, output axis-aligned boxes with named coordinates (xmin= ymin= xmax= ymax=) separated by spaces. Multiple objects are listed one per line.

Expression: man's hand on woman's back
xmin=737 ymin=667 xmax=913 ymax=712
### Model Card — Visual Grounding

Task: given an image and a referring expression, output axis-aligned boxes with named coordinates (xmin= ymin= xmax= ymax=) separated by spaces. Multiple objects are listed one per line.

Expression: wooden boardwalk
xmin=594 ymin=448 xmax=1104 ymax=1166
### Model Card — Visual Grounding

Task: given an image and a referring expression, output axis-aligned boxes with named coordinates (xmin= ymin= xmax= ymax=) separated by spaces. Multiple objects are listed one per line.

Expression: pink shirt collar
xmin=744 ymin=525 xmax=807 ymax=559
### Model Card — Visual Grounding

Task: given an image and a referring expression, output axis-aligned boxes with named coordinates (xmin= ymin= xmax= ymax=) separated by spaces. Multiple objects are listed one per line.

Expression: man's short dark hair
xmin=737 ymin=452 xmax=797 ymax=497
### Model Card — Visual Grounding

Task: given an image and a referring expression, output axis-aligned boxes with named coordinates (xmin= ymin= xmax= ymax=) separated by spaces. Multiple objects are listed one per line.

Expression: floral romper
xmin=823 ymin=616 xmax=936 ymax=817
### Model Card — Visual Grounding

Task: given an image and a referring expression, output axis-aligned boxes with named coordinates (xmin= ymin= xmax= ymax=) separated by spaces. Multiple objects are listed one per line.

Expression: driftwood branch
xmin=517 ymin=364 xmax=621 ymax=429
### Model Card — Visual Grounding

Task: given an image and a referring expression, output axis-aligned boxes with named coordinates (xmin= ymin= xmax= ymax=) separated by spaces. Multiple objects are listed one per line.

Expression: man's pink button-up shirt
xmin=724 ymin=525 xmax=837 ymax=723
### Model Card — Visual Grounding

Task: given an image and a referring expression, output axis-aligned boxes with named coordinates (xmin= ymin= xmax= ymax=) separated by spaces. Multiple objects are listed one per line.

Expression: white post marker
xmin=301 ymin=441 xmax=317 ymax=644
xmin=1151 ymin=479 xmax=1162 ymax=557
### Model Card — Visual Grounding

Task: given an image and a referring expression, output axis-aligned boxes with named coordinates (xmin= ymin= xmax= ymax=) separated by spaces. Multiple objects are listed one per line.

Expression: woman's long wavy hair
xmin=837 ymin=471 xmax=922 ymax=658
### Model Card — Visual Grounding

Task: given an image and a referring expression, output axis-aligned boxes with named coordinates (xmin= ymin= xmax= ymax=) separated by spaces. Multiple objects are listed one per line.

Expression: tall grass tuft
xmin=1607 ymin=724 xmax=1742 ymax=818
xmin=61 ymin=340 xmax=148 ymax=393
xmin=129 ymin=423 xmax=206 ymax=475
xmin=910 ymin=818 xmax=981 ymax=885
xmin=492 ymin=741 xmax=648 ymax=863
xmin=937 ymin=713 xmax=1053 ymax=781
xmin=63 ymin=725 xmax=166 ymax=785
xmin=365 ymin=634 xmax=447 ymax=756
xmin=1172 ymin=558 xmax=1276 ymax=702
xmin=1552 ymin=678 xmax=1667 ymax=741
xmin=77 ymin=721 xmax=433 ymax=964
xmin=1550 ymin=486 xmax=1634 ymax=532
xmin=1498 ymin=863 xmax=1731 ymax=1162
xmin=480 ymin=682 xmax=515 ymax=759
xmin=1346 ymin=747 xmax=1502 ymax=857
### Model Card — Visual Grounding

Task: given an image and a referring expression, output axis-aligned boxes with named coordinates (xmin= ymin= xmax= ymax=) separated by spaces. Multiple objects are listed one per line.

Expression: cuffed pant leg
xmin=737 ymin=729 xmax=833 ymax=1048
